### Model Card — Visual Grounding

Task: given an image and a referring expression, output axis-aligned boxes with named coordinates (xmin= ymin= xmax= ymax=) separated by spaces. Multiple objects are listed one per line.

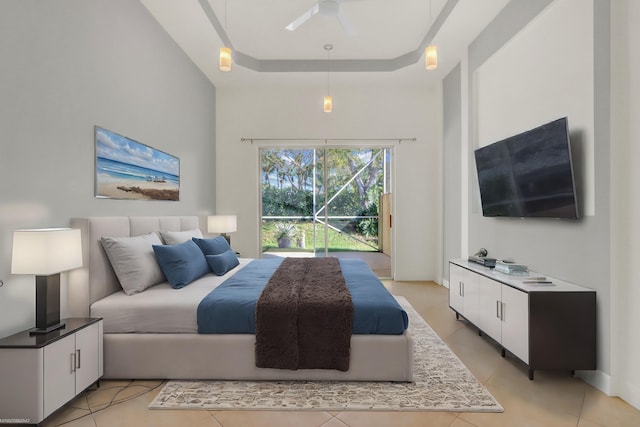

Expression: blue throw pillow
xmin=206 ymin=250 xmax=240 ymax=276
xmin=153 ymin=240 xmax=210 ymax=289
xmin=192 ymin=236 xmax=231 ymax=255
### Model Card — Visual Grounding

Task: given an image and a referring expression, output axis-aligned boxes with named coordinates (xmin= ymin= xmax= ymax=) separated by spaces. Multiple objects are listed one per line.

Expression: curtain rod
xmin=240 ymin=137 xmax=417 ymax=144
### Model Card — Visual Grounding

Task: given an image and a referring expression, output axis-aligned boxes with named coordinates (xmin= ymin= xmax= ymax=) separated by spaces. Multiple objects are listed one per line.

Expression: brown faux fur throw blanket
xmin=255 ymin=257 xmax=354 ymax=371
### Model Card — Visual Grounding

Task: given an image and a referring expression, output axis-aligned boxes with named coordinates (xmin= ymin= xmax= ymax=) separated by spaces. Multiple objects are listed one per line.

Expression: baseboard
xmin=616 ymin=381 xmax=640 ymax=410
xmin=574 ymin=369 xmax=640 ymax=411
xmin=580 ymin=369 xmax=640 ymax=410
xmin=576 ymin=369 xmax=612 ymax=396
xmin=605 ymin=374 xmax=640 ymax=411
xmin=442 ymin=278 xmax=450 ymax=289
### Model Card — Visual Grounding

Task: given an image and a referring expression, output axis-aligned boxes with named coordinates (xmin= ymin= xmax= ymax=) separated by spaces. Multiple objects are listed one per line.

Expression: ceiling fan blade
xmin=337 ymin=11 xmax=355 ymax=36
xmin=285 ymin=3 xmax=320 ymax=31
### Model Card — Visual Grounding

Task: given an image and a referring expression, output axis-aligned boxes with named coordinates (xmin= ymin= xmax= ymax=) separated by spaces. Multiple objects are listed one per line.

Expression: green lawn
xmin=262 ymin=221 xmax=378 ymax=253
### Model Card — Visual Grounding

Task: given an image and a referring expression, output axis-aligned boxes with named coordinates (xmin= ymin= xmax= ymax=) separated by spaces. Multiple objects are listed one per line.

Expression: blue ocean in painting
xmin=96 ymin=157 xmax=180 ymax=186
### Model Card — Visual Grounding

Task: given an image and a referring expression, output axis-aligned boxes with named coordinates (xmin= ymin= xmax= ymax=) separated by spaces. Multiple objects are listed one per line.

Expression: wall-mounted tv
xmin=474 ymin=117 xmax=579 ymax=219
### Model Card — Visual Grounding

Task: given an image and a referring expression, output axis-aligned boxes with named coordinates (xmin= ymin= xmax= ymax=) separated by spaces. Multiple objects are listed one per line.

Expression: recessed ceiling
xmin=218 ymin=0 xmax=444 ymax=60
xmin=140 ymin=0 xmax=510 ymax=87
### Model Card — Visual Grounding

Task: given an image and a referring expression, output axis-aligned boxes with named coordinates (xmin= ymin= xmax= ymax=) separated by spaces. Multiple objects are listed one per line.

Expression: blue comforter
xmin=197 ymin=258 xmax=408 ymax=335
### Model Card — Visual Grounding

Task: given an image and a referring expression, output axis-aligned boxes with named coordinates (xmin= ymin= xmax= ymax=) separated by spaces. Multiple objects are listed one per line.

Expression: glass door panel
xmin=321 ymin=148 xmax=386 ymax=253
xmin=260 ymin=148 xmax=315 ymax=255
xmin=261 ymin=146 xmax=391 ymax=261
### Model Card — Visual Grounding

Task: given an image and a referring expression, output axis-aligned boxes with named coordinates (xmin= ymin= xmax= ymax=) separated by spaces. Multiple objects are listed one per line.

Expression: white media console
xmin=449 ymin=259 xmax=596 ymax=380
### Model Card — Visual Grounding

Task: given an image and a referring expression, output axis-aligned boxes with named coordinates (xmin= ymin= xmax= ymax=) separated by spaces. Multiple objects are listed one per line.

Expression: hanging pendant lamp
xmin=219 ymin=47 xmax=231 ymax=72
xmin=324 ymin=95 xmax=333 ymax=113
xmin=219 ymin=0 xmax=231 ymax=72
xmin=323 ymin=44 xmax=333 ymax=113
xmin=425 ymin=0 xmax=438 ymax=71
xmin=425 ymin=45 xmax=438 ymax=70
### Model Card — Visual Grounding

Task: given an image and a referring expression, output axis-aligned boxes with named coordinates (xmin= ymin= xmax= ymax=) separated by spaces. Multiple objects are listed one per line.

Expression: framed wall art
xmin=94 ymin=126 xmax=180 ymax=201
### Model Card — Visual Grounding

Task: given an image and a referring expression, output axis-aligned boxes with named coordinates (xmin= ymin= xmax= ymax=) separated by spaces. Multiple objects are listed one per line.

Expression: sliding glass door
xmin=260 ymin=147 xmax=391 ymax=258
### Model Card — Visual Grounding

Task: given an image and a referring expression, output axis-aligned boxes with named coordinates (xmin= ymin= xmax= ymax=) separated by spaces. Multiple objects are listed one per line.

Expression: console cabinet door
xmin=501 ymin=285 xmax=529 ymax=364
xmin=449 ymin=264 xmax=479 ymax=324
xmin=478 ymin=276 xmax=502 ymax=342
xmin=449 ymin=264 xmax=466 ymax=314
xmin=463 ymin=272 xmax=480 ymax=325
xmin=43 ymin=334 xmax=76 ymax=418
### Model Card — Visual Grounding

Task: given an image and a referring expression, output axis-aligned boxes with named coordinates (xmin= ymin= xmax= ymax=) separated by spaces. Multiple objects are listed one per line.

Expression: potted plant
xmin=274 ymin=222 xmax=297 ymax=248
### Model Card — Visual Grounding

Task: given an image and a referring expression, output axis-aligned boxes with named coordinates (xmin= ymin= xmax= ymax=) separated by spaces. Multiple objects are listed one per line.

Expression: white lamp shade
xmin=208 ymin=215 xmax=237 ymax=233
xmin=425 ymin=45 xmax=438 ymax=70
xmin=219 ymin=47 xmax=232 ymax=72
xmin=11 ymin=228 xmax=83 ymax=275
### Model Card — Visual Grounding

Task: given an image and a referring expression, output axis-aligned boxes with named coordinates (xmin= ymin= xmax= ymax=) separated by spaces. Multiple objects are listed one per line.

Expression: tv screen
xmin=474 ymin=117 xmax=579 ymax=219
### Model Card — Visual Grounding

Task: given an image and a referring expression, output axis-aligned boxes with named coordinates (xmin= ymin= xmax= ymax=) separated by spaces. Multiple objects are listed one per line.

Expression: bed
xmin=67 ymin=216 xmax=414 ymax=381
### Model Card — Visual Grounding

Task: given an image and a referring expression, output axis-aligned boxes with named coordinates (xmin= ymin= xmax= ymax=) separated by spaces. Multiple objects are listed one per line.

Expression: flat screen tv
xmin=474 ymin=117 xmax=579 ymax=219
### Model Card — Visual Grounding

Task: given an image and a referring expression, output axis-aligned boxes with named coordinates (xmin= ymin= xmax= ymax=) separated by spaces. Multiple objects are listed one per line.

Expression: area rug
xmin=149 ymin=297 xmax=503 ymax=412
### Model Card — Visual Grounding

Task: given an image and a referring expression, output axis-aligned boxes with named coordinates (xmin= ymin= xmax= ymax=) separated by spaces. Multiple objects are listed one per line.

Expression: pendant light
xmin=219 ymin=0 xmax=231 ymax=72
xmin=219 ymin=47 xmax=231 ymax=72
xmin=324 ymin=95 xmax=333 ymax=113
xmin=324 ymin=44 xmax=333 ymax=113
xmin=425 ymin=0 xmax=438 ymax=71
xmin=425 ymin=45 xmax=438 ymax=70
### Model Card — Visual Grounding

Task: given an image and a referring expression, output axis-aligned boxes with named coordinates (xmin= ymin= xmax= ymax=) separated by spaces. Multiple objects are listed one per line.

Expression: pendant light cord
xmin=327 ymin=71 xmax=330 ymax=96
xmin=324 ymin=44 xmax=333 ymax=97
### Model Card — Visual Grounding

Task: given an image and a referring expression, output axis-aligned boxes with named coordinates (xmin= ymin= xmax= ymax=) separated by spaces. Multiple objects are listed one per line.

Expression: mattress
xmin=91 ymin=258 xmax=253 ymax=333
xmin=92 ymin=257 xmax=408 ymax=336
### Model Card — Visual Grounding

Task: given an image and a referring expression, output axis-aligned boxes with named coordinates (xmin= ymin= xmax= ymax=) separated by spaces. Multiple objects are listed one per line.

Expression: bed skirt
xmin=102 ymin=332 xmax=414 ymax=382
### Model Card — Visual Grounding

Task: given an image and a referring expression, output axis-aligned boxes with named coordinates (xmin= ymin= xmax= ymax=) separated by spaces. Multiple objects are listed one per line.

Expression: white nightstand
xmin=0 ymin=318 xmax=103 ymax=425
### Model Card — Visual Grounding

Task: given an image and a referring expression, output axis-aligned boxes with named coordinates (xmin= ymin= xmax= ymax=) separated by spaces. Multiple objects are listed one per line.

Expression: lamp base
xmin=33 ymin=274 xmax=64 ymax=335
xmin=29 ymin=322 xmax=66 ymax=336
xmin=220 ymin=233 xmax=231 ymax=245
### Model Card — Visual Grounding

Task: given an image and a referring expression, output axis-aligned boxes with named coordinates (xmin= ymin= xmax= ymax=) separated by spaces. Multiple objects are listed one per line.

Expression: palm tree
xmin=261 ymin=149 xmax=278 ymax=188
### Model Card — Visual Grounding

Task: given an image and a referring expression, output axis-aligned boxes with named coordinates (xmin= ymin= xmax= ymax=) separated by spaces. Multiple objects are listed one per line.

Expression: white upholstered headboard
xmin=67 ymin=216 xmax=200 ymax=317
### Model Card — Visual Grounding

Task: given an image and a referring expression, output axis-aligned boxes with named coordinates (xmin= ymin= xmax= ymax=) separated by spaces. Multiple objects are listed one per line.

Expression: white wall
xmin=215 ymin=80 xmax=443 ymax=281
xmin=442 ymin=64 xmax=462 ymax=280
xmin=474 ymin=0 xmax=594 ymax=215
xmin=0 ymin=0 xmax=216 ymax=338
xmin=443 ymin=0 xmax=623 ymax=400
xmin=469 ymin=0 xmax=612 ymax=383
xmin=611 ymin=0 xmax=640 ymax=410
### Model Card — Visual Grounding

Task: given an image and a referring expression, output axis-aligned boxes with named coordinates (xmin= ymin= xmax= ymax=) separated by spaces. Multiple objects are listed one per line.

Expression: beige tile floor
xmin=41 ymin=281 xmax=640 ymax=427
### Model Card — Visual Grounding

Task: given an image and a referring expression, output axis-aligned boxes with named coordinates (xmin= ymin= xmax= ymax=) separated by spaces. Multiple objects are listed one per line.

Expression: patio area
xmin=261 ymin=250 xmax=391 ymax=278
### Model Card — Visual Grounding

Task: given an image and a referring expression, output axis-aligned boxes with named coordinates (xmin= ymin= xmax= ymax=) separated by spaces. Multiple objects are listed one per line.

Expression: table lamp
xmin=11 ymin=228 xmax=83 ymax=335
xmin=207 ymin=215 xmax=237 ymax=245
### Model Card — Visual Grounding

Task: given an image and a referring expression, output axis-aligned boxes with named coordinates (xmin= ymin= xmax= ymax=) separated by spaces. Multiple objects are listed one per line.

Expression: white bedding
xmin=91 ymin=258 xmax=252 ymax=334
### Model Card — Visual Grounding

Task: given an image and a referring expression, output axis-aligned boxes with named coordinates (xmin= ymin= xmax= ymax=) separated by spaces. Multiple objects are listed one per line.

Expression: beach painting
xmin=95 ymin=127 xmax=180 ymax=201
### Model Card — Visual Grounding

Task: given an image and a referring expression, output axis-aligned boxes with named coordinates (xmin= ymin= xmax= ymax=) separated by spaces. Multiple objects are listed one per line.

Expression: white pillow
xmin=159 ymin=228 xmax=203 ymax=245
xmin=101 ymin=232 xmax=166 ymax=295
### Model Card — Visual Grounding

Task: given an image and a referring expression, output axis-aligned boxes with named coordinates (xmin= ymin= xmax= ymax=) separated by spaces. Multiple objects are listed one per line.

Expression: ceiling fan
xmin=285 ymin=0 xmax=364 ymax=35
